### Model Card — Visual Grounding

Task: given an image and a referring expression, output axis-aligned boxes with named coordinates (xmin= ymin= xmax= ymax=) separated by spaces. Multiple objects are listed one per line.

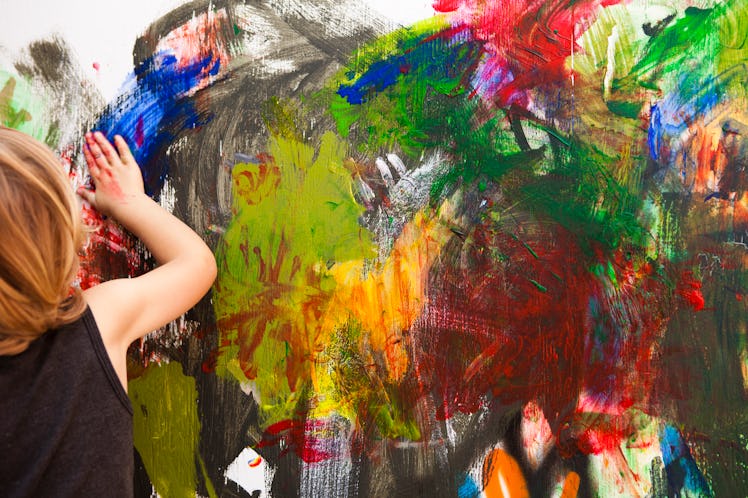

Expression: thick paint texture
xmin=7 ymin=0 xmax=748 ymax=495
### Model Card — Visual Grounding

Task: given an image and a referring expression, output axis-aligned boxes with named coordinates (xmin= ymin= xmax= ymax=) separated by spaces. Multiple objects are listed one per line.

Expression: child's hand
xmin=78 ymin=131 xmax=145 ymax=218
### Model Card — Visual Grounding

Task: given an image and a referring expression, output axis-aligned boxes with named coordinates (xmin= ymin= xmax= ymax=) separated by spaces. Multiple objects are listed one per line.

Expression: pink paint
xmin=521 ymin=401 xmax=555 ymax=468
xmin=154 ymin=9 xmax=231 ymax=96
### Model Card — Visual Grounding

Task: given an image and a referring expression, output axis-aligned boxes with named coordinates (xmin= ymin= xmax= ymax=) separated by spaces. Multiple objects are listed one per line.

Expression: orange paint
xmin=560 ymin=471 xmax=580 ymax=498
xmin=482 ymin=448 xmax=529 ymax=498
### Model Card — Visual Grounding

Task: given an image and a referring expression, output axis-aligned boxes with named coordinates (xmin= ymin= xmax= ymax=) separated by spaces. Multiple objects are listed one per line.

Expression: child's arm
xmin=79 ymin=132 xmax=217 ymax=388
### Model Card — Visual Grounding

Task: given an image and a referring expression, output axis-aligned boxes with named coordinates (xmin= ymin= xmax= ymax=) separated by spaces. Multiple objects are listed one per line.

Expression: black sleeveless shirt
xmin=0 ymin=307 xmax=134 ymax=497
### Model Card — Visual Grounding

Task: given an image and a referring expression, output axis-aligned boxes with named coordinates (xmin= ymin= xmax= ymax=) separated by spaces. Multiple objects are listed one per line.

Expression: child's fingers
xmin=82 ymin=144 xmax=101 ymax=177
xmin=113 ymin=135 xmax=135 ymax=165
xmin=85 ymin=133 xmax=113 ymax=175
xmin=92 ymin=131 xmax=121 ymax=166
xmin=76 ymin=186 xmax=96 ymax=207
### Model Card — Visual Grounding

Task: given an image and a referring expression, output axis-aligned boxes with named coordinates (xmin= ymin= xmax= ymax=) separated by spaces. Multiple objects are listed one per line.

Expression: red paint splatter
xmin=678 ymin=272 xmax=705 ymax=311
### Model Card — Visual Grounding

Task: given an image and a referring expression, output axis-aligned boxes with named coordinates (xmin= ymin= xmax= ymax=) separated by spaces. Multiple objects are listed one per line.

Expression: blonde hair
xmin=0 ymin=128 xmax=87 ymax=355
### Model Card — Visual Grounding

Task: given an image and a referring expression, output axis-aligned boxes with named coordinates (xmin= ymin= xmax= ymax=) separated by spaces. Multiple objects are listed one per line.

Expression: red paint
xmin=201 ymin=349 xmax=218 ymax=374
xmin=433 ymin=0 xmax=463 ymax=12
xmin=259 ymin=418 xmax=336 ymax=463
xmin=678 ymin=272 xmax=705 ymax=311
xmin=134 ymin=116 xmax=145 ymax=148
xmin=437 ymin=0 xmax=625 ymax=109
xmin=406 ymin=213 xmax=671 ymax=456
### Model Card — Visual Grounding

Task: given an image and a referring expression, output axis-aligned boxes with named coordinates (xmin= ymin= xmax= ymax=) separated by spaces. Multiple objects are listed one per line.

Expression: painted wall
xmin=1 ymin=0 xmax=746 ymax=496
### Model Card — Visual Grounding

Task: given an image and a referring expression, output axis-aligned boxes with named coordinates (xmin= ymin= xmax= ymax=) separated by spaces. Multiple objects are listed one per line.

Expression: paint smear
xmin=129 ymin=362 xmax=204 ymax=497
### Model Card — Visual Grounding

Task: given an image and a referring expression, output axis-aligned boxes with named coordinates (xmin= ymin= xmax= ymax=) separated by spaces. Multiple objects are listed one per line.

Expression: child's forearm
xmin=111 ymin=193 xmax=213 ymax=269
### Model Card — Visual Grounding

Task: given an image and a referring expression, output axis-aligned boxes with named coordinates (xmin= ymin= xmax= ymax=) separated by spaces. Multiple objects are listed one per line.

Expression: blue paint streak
xmin=457 ymin=473 xmax=480 ymax=498
xmin=93 ymin=51 xmax=217 ymax=197
xmin=336 ymin=27 xmax=479 ymax=105
xmin=648 ymin=103 xmax=662 ymax=162
xmin=338 ymin=58 xmax=405 ymax=105
xmin=647 ymin=72 xmax=724 ymax=168
xmin=659 ymin=424 xmax=712 ymax=497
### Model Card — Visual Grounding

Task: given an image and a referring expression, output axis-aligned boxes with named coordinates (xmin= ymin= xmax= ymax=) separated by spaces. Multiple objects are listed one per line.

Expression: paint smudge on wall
xmin=4 ymin=0 xmax=748 ymax=495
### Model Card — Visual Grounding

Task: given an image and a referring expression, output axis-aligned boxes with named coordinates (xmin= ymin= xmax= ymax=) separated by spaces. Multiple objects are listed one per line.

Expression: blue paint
xmin=648 ymin=103 xmax=662 ymax=162
xmin=647 ymin=72 xmax=724 ymax=170
xmin=336 ymin=27 xmax=480 ymax=106
xmin=659 ymin=424 xmax=712 ymax=497
xmin=338 ymin=58 xmax=405 ymax=104
xmin=92 ymin=50 xmax=217 ymax=198
xmin=457 ymin=472 xmax=480 ymax=498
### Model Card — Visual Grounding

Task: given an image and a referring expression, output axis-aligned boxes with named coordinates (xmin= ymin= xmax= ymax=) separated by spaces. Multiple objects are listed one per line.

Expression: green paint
xmin=605 ymin=100 xmax=642 ymax=119
xmin=130 ymin=362 xmax=201 ymax=498
xmin=325 ymin=19 xmax=523 ymax=198
xmin=712 ymin=0 xmax=748 ymax=100
xmin=519 ymin=140 xmax=648 ymax=252
xmin=325 ymin=320 xmax=421 ymax=440
xmin=528 ymin=279 xmax=547 ymax=293
xmin=655 ymin=196 xmax=685 ymax=262
xmin=0 ymin=78 xmax=32 ymax=129
xmin=622 ymin=7 xmax=714 ymax=89
xmin=198 ymin=455 xmax=218 ymax=498
xmin=522 ymin=242 xmax=540 ymax=260
xmin=214 ymin=126 xmax=375 ymax=427
xmin=325 ymin=18 xmax=650 ymax=260
xmin=0 ymin=72 xmax=49 ymax=141
xmin=262 ymin=96 xmax=305 ymax=141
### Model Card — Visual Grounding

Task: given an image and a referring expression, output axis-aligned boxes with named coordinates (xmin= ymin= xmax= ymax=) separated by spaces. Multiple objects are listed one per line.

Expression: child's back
xmin=0 ymin=128 xmax=216 ymax=496
xmin=1 ymin=310 xmax=133 ymax=496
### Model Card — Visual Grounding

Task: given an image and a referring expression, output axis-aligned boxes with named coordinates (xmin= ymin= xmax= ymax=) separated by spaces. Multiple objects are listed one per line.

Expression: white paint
xmin=603 ymin=24 xmax=620 ymax=101
xmin=0 ymin=0 xmax=435 ymax=101
xmin=386 ymin=153 xmax=407 ymax=176
xmin=225 ymin=446 xmax=274 ymax=497
xmin=375 ymin=156 xmax=395 ymax=187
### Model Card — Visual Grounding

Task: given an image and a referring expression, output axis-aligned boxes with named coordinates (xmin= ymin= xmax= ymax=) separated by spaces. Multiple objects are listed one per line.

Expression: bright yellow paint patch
xmin=322 ymin=206 xmax=456 ymax=383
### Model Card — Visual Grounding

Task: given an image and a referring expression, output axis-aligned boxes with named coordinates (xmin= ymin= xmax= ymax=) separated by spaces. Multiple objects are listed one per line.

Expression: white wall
xmin=0 ymin=0 xmax=434 ymax=100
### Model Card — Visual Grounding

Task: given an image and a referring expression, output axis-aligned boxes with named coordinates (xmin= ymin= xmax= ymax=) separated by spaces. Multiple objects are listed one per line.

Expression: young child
xmin=0 ymin=128 xmax=217 ymax=496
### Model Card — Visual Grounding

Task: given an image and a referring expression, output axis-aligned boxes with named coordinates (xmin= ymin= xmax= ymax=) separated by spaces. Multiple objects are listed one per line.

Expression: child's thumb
xmin=77 ymin=186 xmax=96 ymax=207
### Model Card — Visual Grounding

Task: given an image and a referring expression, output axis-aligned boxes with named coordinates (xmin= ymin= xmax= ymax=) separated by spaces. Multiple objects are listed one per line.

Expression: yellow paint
xmin=321 ymin=206 xmax=456 ymax=383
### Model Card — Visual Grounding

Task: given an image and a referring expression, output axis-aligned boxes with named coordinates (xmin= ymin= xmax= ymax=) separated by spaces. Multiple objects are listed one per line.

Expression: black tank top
xmin=0 ymin=307 xmax=134 ymax=497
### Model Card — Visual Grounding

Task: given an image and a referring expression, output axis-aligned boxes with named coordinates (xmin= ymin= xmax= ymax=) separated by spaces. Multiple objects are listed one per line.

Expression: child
xmin=0 ymin=128 xmax=217 ymax=496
